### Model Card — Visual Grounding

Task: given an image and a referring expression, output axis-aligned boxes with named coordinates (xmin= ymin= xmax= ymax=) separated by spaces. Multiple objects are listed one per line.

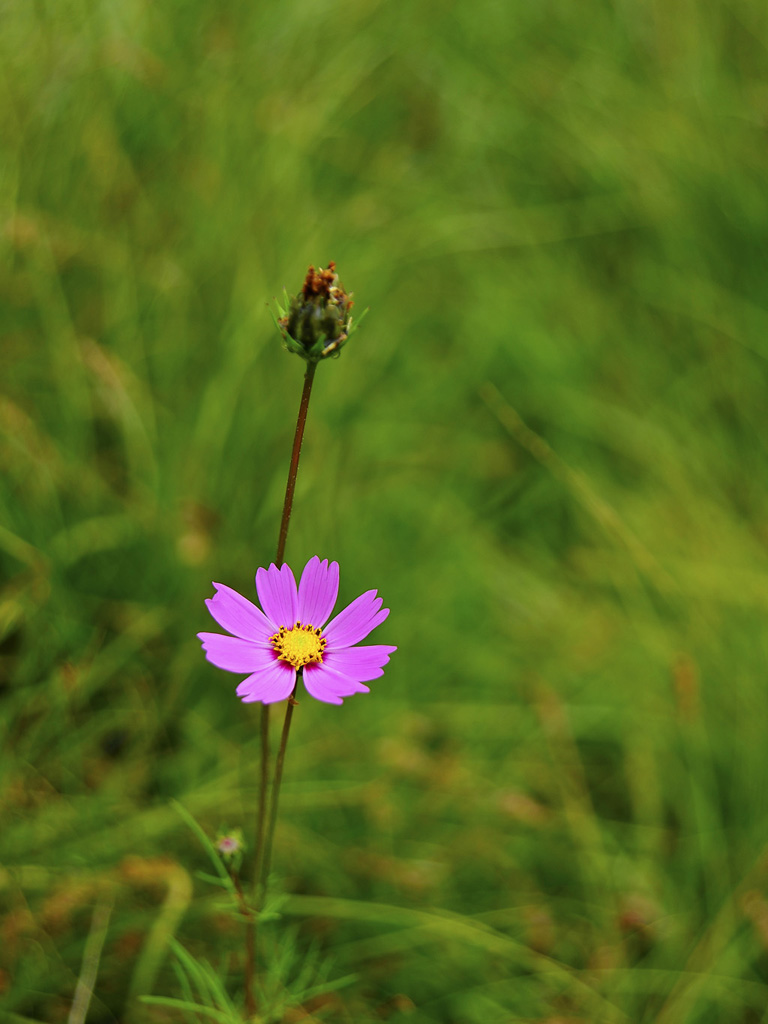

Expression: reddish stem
xmin=275 ymin=360 xmax=317 ymax=566
xmin=249 ymin=359 xmax=318 ymax=1015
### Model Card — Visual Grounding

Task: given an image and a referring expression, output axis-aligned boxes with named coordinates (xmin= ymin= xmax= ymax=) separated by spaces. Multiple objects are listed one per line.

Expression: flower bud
xmin=215 ymin=829 xmax=244 ymax=869
xmin=275 ymin=262 xmax=357 ymax=361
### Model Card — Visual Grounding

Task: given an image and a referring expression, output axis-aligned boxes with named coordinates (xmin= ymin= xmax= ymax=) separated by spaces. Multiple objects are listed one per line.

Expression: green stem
xmin=247 ymin=360 xmax=318 ymax=1013
xmin=253 ymin=705 xmax=270 ymax=898
xmin=254 ymin=360 xmax=317 ymax=890
xmin=260 ymin=679 xmax=299 ymax=895
xmin=232 ymin=871 xmax=256 ymax=1019
xmin=276 ymin=360 xmax=317 ymax=567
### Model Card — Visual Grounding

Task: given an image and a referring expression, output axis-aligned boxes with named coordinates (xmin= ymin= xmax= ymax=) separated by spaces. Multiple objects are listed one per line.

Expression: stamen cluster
xmin=270 ymin=621 xmax=327 ymax=669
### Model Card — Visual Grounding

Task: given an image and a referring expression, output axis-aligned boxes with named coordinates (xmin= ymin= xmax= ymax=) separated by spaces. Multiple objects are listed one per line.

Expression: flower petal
xmin=255 ymin=563 xmax=298 ymax=628
xmin=198 ymin=633 xmax=274 ymax=673
xmin=237 ymin=661 xmax=296 ymax=704
xmin=323 ymin=645 xmax=397 ymax=682
xmin=297 ymin=556 xmax=339 ymax=627
xmin=205 ymin=583 xmax=274 ymax=642
xmin=324 ymin=590 xmax=390 ymax=648
xmin=303 ymin=663 xmax=370 ymax=703
xmin=301 ymin=663 xmax=342 ymax=704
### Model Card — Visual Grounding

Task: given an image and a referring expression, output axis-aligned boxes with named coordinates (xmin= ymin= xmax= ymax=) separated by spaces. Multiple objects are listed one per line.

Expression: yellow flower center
xmin=270 ymin=622 xmax=326 ymax=669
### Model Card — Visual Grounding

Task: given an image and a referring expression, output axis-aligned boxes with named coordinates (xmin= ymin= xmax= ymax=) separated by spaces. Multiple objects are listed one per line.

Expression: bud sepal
xmin=215 ymin=828 xmax=245 ymax=873
xmin=273 ymin=261 xmax=366 ymax=361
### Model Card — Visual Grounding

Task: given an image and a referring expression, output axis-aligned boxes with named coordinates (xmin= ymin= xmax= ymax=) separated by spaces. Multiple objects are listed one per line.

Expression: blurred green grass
xmin=2 ymin=0 xmax=768 ymax=1021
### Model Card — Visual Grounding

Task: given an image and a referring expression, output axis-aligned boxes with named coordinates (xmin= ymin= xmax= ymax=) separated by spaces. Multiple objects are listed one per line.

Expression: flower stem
xmin=248 ymin=360 xmax=318 ymax=1011
xmin=232 ymin=871 xmax=256 ymax=1019
xmin=254 ymin=359 xmax=317 ymax=889
xmin=260 ymin=680 xmax=299 ymax=895
xmin=276 ymin=360 xmax=317 ymax=567
xmin=253 ymin=705 xmax=270 ymax=897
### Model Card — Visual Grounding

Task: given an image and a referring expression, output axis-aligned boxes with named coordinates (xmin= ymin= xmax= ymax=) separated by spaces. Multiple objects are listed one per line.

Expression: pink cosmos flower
xmin=198 ymin=556 xmax=396 ymax=705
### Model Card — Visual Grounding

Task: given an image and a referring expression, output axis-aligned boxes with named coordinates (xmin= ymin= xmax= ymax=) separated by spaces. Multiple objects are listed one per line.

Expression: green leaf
xmin=172 ymin=800 xmax=237 ymax=898
xmin=140 ymin=996 xmax=239 ymax=1024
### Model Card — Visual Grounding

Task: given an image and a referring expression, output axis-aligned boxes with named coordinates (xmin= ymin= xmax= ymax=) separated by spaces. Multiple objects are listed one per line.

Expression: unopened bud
xmin=275 ymin=262 xmax=360 ymax=361
xmin=215 ymin=829 xmax=244 ymax=867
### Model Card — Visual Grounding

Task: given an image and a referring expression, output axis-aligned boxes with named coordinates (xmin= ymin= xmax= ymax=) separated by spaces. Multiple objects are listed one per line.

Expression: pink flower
xmin=198 ymin=557 xmax=396 ymax=706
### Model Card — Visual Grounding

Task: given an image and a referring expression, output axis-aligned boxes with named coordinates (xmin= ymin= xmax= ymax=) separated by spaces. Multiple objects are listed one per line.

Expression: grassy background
xmin=2 ymin=0 xmax=768 ymax=1021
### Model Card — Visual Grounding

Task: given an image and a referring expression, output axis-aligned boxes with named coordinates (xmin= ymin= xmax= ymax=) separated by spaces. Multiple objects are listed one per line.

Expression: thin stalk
xmin=247 ymin=360 xmax=318 ymax=1015
xmin=253 ymin=705 xmax=270 ymax=896
xmin=253 ymin=359 xmax=317 ymax=891
xmin=232 ymin=872 xmax=256 ymax=1019
xmin=260 ymin=679 xmax=299 ymax=895
xmin=276 ymin=360 xmax=317 ymax=566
